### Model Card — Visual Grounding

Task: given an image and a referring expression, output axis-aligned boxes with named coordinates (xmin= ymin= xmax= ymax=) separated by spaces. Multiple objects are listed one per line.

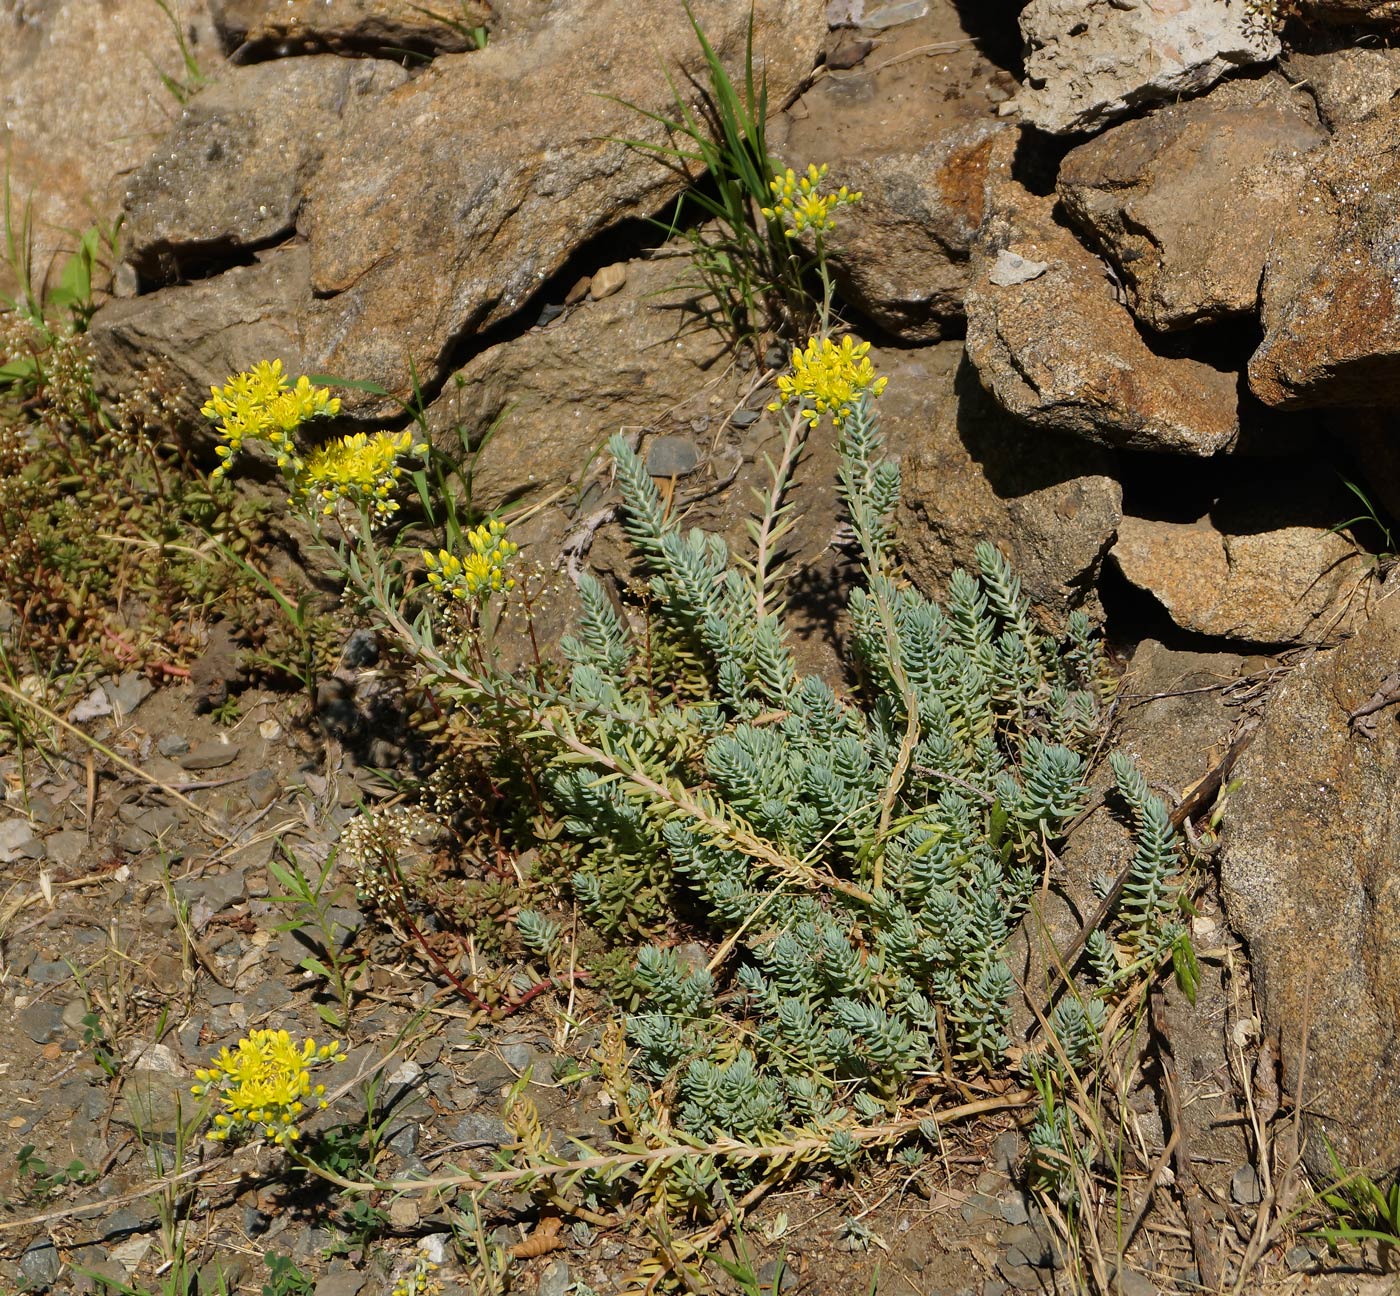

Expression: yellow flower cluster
xmin=302 ymin=430 xmax=427 ymax=524
xmin=203 ymin=360 xmax=340 ymax=482
xmin=761 ymin=163 xmax=861 ymax=238
xmin=769 ymin=334 xmax=888 ymax=428
xmin=390 ymin=1255 xmax=443 ymax=1296
xmin=191 ymin=1029 xmax=344 ymax=1146
xmin=423 ymin=519 xmax=518 ymax=602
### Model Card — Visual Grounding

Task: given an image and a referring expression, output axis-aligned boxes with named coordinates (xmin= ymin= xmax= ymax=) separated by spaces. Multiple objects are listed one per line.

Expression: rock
xmin=157 ymin=735 xmax=191 ymax=757
xmin=313 ymin=1270 xmax=368 ymax=1296
xmin=1220 ymin=576 xmax=1400 ymax=1175
xmin=645 ymin=436 xmax=700 ymax=479
xmin=1231 ymin=1163 xmax=1263 ymax=1205
xmin=114 ymin=1069 xmax=190 ymax=1140
xmin=45 ymin=831 xmax=87 ymax=867
xmin=589 ymin=262 xmax=627 ymax=300
xmin=69 ymin=687 xmax=113 ymax=723
xmin=988 ymin=250 xmax=1046 ymax=287
xmin=122 ymin=57 xmax=408 ymax=283
xmin=1250 ymin=97 xmax=1400 ymax=407
xmin=1057 ymin=75 xmax=1325 ymax=332
xmin=891 ymin=343 xmax=1121 ymax=619
xmin=1016 ymin=0 xmax=1279 ymax=135
xmin=1284 ymin=45 xmax=1400 ymax=129
xmin=180 ymin=740 xmax=240 ymax=770
xmin=18 ymin=1001 xmax=66 ymax=1044
xmin=964 ymin=180 xmax=1240 ymax=455
xmin=1110 ymin=476 xmax=1368 ymax=644
xmin=807 ymin=119 xmax=1011 ymax=341
xmin=210 ymin=0 xmax=491 ymax=60
xmin=423 ymin=255 xmax=728 ymax=511
xmin=297 ymin=0 xmax=825 ymax=415
xmin=103 ymin=671 xmax=155 ymax=717
xmin=18 ymin=1238 xmax=62 ymax=1292
xmin=0 ymin=817 xmax=45 ymax=863
xmin=89 ymin=245 xmax=316 ymax=425
xmin=538 ymin=1260 xmax=571 ymax=1296
xmin=0 ymin=0 xmax=225 ymax=301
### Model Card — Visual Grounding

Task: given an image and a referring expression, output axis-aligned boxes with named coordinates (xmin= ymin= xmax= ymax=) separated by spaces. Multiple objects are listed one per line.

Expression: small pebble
xmin=589 ymin=262 xmax=627 ymax=299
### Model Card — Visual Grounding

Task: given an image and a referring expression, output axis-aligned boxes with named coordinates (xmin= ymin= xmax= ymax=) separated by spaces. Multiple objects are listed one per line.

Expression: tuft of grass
xmin=606 ymin=3 xmax=812 ymax=354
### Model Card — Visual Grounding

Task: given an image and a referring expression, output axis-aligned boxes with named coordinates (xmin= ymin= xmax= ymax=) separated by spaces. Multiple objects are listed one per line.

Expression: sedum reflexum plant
xmin=202 ymin=332 xmax=1187 ymax=1212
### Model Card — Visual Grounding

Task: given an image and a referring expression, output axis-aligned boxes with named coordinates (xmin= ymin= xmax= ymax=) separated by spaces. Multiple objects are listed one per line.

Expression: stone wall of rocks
xmin=13 ymin=0 xmax=1400 ymax=1177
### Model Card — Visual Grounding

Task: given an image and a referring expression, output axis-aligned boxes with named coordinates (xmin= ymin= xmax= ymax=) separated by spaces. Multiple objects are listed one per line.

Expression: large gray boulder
xmin=1057 ymin=75 xmax=1324 ymax=332
xmin=1017 ymin=0 xmax=1278 ymax=135
xmin=1221 ymin=576 xmax=1400 ymax=1176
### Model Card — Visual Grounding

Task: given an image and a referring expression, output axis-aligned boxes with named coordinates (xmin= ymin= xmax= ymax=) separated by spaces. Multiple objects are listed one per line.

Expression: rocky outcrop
xmin=891 ymin=345 xmax=1121 ymax=618
xmin=1249 ymin=97 xmax=1400 ymax=407
xmin=87 ymin=246 xmax=315 ymax=427
xmin=1057 ymin=76 xmax=1324 ymax=332
xmin=1017 ymin=0 xmax=1279 ymax=135
xmin=0 ymin=0 xmax=225 ymax=300
xmin=963 ymin=181 xmax=1240 ymax=455
xmin=1285 ymin=45 xmax=1400 ymax=129
xmin=808 ymin=120 xmax=1010 ymax=342
xmin=98 ymin=0 xmax=825 ymax=419
xmin=1110 ymin=481 xmax=1367 ymax=644
xmin=122 ymin=58 xmax=408 ymax=282
xmin=422 ymin=256 xmax=730 ymax=513
xmin=1221 ymin=577 xmax=1400 ymax=1176
xmin=210 ymin=0 xmax=492 ymax=59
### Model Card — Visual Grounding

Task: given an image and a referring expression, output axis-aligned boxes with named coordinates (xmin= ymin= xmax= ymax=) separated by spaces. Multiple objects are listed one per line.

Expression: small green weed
xmin=262 ymin=1252 xmax=314 ymax=1296
xmin=1311 ymin=1143 xmax=1400 ymax=1262
xmin=267 ymin=844 xmax=366 ymax=1029
xmin=1330 ymin=474 xmax=1397 ymax=569
xmin=610 ymin=4 xmax=845 ymax=352
xmin=13 ymin=1144 xmax=95 ymax=1203
xmin=151 ymin=0 xmax=209 ymax=104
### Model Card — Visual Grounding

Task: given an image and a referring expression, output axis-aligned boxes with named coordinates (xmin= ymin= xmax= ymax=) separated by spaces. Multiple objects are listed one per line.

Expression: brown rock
xmin=1057 ymin=75 xmax=1325 ymax=332
xmin=422 ymin=255 xmax=728 ymax=513
xmin=1220 ymin=575 xmax=1400 ymax=1176
xmin=891 ymin=344 xmax=1121 ymax=619
xmin=0 ymin=0 xmax=225 ymax=300
xmin=1250 ymin=97 xmax=1400 ymax=408
xmin=963 ymin=180 xmax=1240 ymax=455
xmin=808 ymin=120 xmax=1012 ymax=342
xmin=211 ymin=0 xmax=491 ymax=59
xmin=122 ymin=58 xmax=408 ymax=282
xmin=1110 ymin=475 xmax=1368 ymax=644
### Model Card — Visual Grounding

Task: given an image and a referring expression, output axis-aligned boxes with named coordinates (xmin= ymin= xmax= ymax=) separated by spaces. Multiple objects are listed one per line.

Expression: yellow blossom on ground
xmin=423 ymin=519 xmax=518 ymax=601
xmin=302 ymin=430 xmax=427 ymax=525
xmin=202 ymin=361 xmax=340 ymax=483
xmin=768 ymin=334 xmax=888 ymax=428
xmin=391 ymin=1254 xmax=443 ymax=1296
xmin=761 ymin=163 xmax=861 ymax=238
xmin=191 ymin=1029 xmax=344 ymax=1146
